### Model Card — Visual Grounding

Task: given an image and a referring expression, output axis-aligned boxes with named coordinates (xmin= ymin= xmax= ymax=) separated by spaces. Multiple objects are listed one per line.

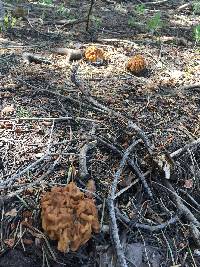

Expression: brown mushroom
xmin=41 ymin=182 xmax=100 ymax=253
xmin=84 ymin=46 xmax=107 ymax=62
xmin=127 ymin=54 xmax=147 ymax=74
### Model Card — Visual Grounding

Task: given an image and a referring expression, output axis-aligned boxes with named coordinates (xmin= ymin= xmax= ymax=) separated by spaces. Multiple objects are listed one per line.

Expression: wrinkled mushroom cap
xmin=41 ymin=182 xmax=100 ymax=253
xmin=127 ymin=54 xmax=146 ymax=74
xmin=84 ymin=46 xmax=106 ymax=62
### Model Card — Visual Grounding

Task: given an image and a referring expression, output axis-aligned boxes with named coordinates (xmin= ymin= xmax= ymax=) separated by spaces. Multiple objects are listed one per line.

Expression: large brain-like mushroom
xmin=84 ymin=46 xmax=106 ymax=62
xmin=41 ymin=182 xmax=100 ymax=252
xmin=127 ymin=54 xmax=147 ymax=74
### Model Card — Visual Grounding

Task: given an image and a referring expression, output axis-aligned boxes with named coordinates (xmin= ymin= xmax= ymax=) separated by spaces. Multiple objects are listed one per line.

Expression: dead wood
xmin=79 ymin=141 xmax=97 ymax=179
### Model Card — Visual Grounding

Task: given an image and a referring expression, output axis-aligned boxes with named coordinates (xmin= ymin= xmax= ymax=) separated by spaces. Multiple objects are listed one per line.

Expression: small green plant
xmin=16 ymin=107 xmax=32 ymax=118
xmin=135 ymin=4 xmax=146 ymax=15
xmin=193 ymin=1 xmax=200 ymax=14
xmin=128 ymin=16 xmax=136 ymax=27
xmin=194 ymin=24 xmax=200 ymax=43
xmin=57 ymin=4 xmax=66 ymax=15
xmin=57 ymin=4 xmax=71 ymax=17
xmin=39 ymin=0 xmax=53 ymax=5
xmin=147 ymin=12 xmax=163 ymax=33
xmin=67 ymin=14 xmax=77 ymax=20
xmin=91 ymin=15 xmax=102 ymax=29
xmin=0 ymin=13 xmax=17 ymax=31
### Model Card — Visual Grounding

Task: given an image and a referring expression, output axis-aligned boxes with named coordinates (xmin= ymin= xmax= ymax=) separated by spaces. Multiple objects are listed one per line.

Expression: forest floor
xmin=0 ymin=0 xmax=200 ymax=266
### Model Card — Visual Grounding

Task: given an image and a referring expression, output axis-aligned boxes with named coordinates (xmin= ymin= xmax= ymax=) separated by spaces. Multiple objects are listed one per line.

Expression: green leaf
xmin=147 ymin=12 xmax=163 ymax=32
xmin=193 ymin=2 xmax=200 ymax=14
xmin=135 ymin=4 xmax=145 ymax=15
xmin=194 ymin=24 xmax=200 ymax=43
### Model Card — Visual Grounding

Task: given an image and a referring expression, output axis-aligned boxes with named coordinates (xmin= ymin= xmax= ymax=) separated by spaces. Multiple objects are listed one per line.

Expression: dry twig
xmin=79 ymin=141 xmax=97 ymax=179
xmin=108 ymin=141 xmax=139 ymax=267
xmin=86 ymin=0 xmax=95 ymax=31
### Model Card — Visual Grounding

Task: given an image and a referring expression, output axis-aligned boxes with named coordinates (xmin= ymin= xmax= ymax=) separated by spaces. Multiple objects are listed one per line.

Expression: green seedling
xmin=91 ymin=15 xmax=102 ymax=29
xmin=128 ymin=16 xmax=136 ymax=27
xmin=194 ymin=24 xmax=200 ymax=43
xmin=67 ymin=14 xmax=77 ymax=20
xmin=39 ymin=0 xmax=53 ymax=5
xmin=147 ymin=12 xmax=163 ymax=33
xmin=0 ymin=12 xmax=17 ymax=32
xmin=57 ymin=4 xmax=71 ymax=17
xmin=135 ymin=3 xmax=146 ymax=15
xmin=193 ymin=1 xmax=200 ymax=14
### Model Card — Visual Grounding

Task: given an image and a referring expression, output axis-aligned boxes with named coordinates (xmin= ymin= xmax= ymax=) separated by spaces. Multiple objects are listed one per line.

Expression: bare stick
xmin=96 ymin=137 xmax=153 ymax=199
xmin=108 ymin=199 xmax=128 ymax=267
xmin=114 ymin=179 xmax=139 ymax=199
xmin=17 ymin=78 xmax=81 ymax=104
xmin=109 ymin=141 xmax=138 ymax=198
xmin=79 ymin=141 xmax=97 ymax=179
xmin=154 ymin=180 xmax=200 ymax=246
xmin=190 ymin=224 xmax=200 ymax=247
xmin=143 ymin=0 xmax=169 ymax=5
xmin=5 ymin=156 xmax=61 ymax=198
xmin=170 ymin=83 xmax=200 ymax=96
xmin=47 ymin=119 xmax=55 ymax=153
xmin=0 ymin=116 xmax=100 ymax=123
xmin=135 ymin=216 xmax=178 ymax=232
xmin=108 ymin=140 xmax=140 ymax=267
xmin=0 ymin=153 xmax=48 ymax=189
xmin=179 ymin=189 xmax=200 ymax=210
xmin=170 ymin=138 xmax=200 ymax=158
xmin=86 ymin=0 xmax=95 ymax=31
xmin=178 ymin=83 xmax=200 ymax=91
xmin=177 ymin=3 xmax=192 ymax=12
xmin=128 ymin=121 xmax=154 ymax=154
xmin=115 ymin=208 xmax=178 ymax=232
xmin=44 ymin=18 xmax=87 ymax=26
xmin=164 ymin=180 xmax=200 ymax=227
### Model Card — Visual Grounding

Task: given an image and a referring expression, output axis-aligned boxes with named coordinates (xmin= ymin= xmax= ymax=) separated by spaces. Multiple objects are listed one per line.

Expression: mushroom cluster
xmin=126 ymin=54 xmax=147 ymax=74
xmin=41 ymin=182 xmax=100 ymax=252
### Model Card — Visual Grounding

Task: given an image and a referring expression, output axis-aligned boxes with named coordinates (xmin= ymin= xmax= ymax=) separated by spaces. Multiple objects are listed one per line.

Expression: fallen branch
xmin=22 ymin=52 xmax=52 ymax=65
xmin=134 ymin=216 xmax=178 ymax=232
xmin=128 ymin=121 xmax=154 ymax=155
xmin=178 ymin=83 xmax=200 ymax=91
xmin=108 ymin=141 xmax=139 ymax=267
xmin=179 ymin=189 xmax=200 ymax=210
xmin=160 ymin=180 xmax=200 ymax=246
xmin=44 ymin=18 xmax=87 ymax=26
xmin=5 ymin=156 xmax=61 ymax=198
xmin=96 ymin=137 xmax=153 ymax=199
xmin=0 ymin=116 xmax=100 ymax=123
xmin=114 ymin=179 xmax=139 ymax=199
xmin=170 ymin=138 xmax=200 ymax=158
xmin=0 ymin=153 xmax=48 ymax=189
xmin=190 ymin=223 xmax=200 ymax=247
xmin=177 ymin=3 xmax=192 ymax=12
xmin=143 ymin=0 xmax=169 ymax=5
xmin=164 ymin=180 xmax=200 ymax=227
xmin=115 ymin=208 xmax=178 ymax=232
xmin=86 ymin=0 xmax=95 ymax=31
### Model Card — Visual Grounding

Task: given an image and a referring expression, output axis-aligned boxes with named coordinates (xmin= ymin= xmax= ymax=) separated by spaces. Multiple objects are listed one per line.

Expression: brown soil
xmin=0 ymin=0 xmax=200 ymax=266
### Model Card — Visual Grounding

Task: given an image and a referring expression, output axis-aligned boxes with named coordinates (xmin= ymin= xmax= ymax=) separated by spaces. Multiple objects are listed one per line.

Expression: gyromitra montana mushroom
xmin=84 ymin=46 xmax=106 ymax=62
xmin=41 ymin=182 xmax=100 ymax=252
xmin=127 ymin=54 xmax=147 ymax=74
